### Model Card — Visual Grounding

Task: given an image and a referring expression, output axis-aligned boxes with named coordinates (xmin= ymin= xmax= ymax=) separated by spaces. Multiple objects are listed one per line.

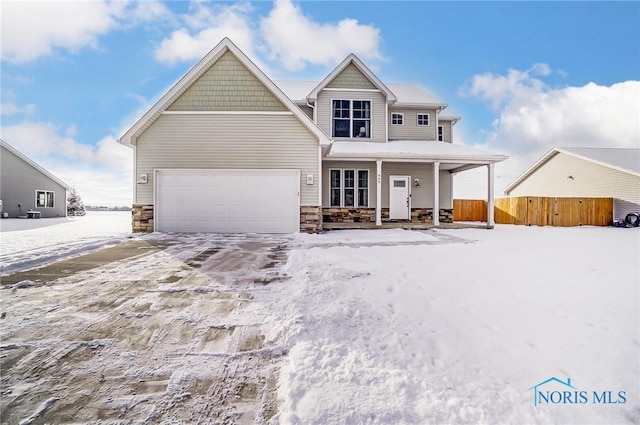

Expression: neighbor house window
xmin=391 ymin=113 xmax=404 ymax=125
xmin=438 ymin=125 xmax=444 ymax=141
xmin=330 ymin=169 xmax=369 ymax=207
xmin=332 ymin=100 xmax=371 ymax=138
xmin=36 ymin=190 xmax=54 ymax=208
xmin=417 ymin=113 xmax=430 ymax=126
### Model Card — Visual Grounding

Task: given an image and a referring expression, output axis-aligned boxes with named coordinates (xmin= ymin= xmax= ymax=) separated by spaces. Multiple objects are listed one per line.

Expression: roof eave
xmin=0 ymin=139 xmax=71 ymax=189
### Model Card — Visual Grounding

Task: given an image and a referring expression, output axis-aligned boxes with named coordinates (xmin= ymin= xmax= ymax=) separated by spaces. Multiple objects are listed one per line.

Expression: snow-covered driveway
xmin=1 ymin=223 xmax=638 ymax=424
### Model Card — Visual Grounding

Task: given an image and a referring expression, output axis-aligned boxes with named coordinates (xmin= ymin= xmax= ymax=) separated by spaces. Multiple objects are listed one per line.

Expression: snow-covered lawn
xmin=0 ymin=211 xmax=131 ymax=273
xmin=1 ymin=218 xmax=638 ymax=424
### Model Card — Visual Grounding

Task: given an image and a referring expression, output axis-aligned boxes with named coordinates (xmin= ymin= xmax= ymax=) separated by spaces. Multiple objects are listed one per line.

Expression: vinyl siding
xmin=0 ymin=145 xmax=67 ymax=218
xmin=388 ymin=108 xmax=438 ymax=140
xmin=438 ymin=121 xmax=453 ymax=143
xmin=507 ymin=152 xmax=640 ymax=204
xmin=317 ymin=90 xmax=387 ymax=142
xmin=167 ymin=50 xmax=287 ymax=112
xmin=297 ymin=103 xmax=313 ymax=119
xmin=322 ymin=161 xmax=452 ymax=209
xmin=326 ymin=63 xmax=377 ymax=89
xmin=136 ymin=114 xmax=320 ymax=205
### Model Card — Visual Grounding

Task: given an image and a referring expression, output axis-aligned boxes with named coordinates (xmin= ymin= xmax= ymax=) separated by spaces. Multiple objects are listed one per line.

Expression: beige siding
xmin=326 ymin=63 xmax=376 ymax=89
xmin=136 ymin=114 xmax=320 ymax=205
xmin=507 ymin=152 xmax=640 ymax=204
xmin=322 ymin=161 xmax=377 ymax=208
xmin=317 ymin=90 xmax=387 ymax=142
xmin=322 ymin=161 xmax=452 ymax=209
xmin=388 ymin=108 xmax=438 ymax=140
xmin=167 ymin=51 xmax=287 ymax=112
xmin=438 ymin=120 xmax=453 ymax=143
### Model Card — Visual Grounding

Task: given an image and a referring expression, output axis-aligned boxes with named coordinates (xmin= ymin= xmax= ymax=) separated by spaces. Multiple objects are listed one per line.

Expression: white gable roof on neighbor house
xmin=0 ymin=139 xmax=70 ymax=189
xmin=504 ymin=147 xmax=640 ymax=194
xmin=118 ymin=37 xmax=330 ymax=147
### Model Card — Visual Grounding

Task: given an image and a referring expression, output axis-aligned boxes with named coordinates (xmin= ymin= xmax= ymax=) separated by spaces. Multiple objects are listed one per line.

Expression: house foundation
xmin=323 ymin=207 xmax=453 ymax=224
xmin=132 ymin=204 xmax=154 ymax=233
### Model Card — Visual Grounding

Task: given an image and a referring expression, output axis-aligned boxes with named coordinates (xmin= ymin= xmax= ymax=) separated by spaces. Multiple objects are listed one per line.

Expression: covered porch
xmin=322 ymin=141 xmax=508 ymax=229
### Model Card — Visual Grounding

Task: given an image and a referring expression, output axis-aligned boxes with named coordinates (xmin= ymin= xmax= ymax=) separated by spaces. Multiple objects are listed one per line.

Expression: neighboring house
xmin=503 ymin=147 xmax=640 ymax=219
xmin=119 ymin=38 xmax=507 ymax=233
xmin=0 ymin=139 xmax=70 ymax=218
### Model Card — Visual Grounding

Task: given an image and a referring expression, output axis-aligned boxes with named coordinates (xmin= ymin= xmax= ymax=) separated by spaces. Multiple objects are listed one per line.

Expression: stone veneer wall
xmin=300 ymin=206 xmax=322 ymax=233
xmin=132 ymin=204 xmax=154 ymax=233
xmin=323 ymin=207 xmax=453 ymax=224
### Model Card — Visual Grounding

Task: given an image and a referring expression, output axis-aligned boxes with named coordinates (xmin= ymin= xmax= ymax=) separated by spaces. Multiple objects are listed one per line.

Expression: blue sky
xmin=1 ymin=0 xmax=639 ymax=206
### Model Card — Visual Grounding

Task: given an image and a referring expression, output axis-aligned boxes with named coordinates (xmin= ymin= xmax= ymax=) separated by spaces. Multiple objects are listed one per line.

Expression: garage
xmin=155 ymin=169 xmax=300 ymax=233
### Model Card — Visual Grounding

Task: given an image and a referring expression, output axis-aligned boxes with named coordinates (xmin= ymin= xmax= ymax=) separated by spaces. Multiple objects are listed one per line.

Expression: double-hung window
xmin=36 ymin=190 xmax=54 ymax=208
xmin=438 ymin=125 xmax=444 ymax=141
xmin=332 ymin=100 xmax=371 ymax=138
xmin=330 ymin=169 xmax=369 ymax=207
xmin=417 ymin=113 xmax=430 ymax=126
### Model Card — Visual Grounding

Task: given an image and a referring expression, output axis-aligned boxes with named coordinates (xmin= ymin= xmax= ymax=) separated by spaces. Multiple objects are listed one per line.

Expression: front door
xmin=389 ymin=175 xmax=410 ymax=220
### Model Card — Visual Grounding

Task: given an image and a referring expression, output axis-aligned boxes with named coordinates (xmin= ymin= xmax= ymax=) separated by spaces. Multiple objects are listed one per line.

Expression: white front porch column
xmin=433 ymin=161 xmax=440 ymax=226
xmin=376 ymin=160 xmax=382 ymax=226
xmin=487 ymin=163 xmax=495 ymax=228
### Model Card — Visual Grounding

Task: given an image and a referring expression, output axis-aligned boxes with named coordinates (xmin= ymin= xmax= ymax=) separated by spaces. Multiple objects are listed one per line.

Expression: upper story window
xmin=438 ymin=125 xmax=444 ymax=141
xmin=36 ymin=190 xmax=54 ymax=208
xmin=391 ymin=113 xmax=404 ymax=125
xmin=332 ymin=100 xmax=371 ymax=138
xmin=417 ymin=113 xmax=430 ymax=126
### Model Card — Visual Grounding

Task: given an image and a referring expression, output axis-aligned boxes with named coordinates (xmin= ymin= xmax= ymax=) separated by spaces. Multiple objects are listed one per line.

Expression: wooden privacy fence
xmin=454 ymin=197 xmax=613 ymax=227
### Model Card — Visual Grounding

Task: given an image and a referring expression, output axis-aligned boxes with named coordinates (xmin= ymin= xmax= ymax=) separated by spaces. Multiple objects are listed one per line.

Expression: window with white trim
xmin=332 ymin=100 xmax=371 ymax=138
xmin=330 ymin=169 xmax=369 ymax=207
xmin=438 ymin=125 xmax=444 ymax=141
xmin=417 ymin=113 xmax=430 ymax=126
xmin=36 ymin=190 xmax=54 ymax=208
xmin=391 ymin=113 xmax=404 ymax=125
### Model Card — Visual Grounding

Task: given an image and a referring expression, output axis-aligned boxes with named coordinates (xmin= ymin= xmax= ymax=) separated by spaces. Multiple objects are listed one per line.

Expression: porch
xmin=323 ymin=140 xmax=508 ymax=230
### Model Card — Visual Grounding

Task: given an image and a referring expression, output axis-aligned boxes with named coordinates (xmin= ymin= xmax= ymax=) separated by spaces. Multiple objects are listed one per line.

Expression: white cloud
xmin=1 ymin=103 xmax=36 ymax=115
xmin=260 ymin=0 xmax=384 ymax=71
xmin=0 ymin=122 xmax=132 ymax=206
xmin=154 ymin=2 xmax=258 ymax=65
xmin=455 ymin=65 xmax=640 ymax=198
xmin=1 ymin=0 xmax=171 ymax=63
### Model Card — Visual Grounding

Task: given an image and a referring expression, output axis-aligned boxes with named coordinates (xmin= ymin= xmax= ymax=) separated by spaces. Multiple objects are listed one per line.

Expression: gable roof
xmin=276 ymin=81 xmax=446 ymax=108
xmin=118 ymin=38 xmax=330 ymax=147
xmin=503 ymin=147 xmax=640 ymax=194
xmin=307 ymin=53 xmax=397 ymax=104
xmin=0 ymin=139 xmax=70 ymax=189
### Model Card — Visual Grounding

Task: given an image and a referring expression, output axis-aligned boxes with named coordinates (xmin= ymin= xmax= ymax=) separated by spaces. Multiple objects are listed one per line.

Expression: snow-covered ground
xmin=1 ymin=217 xmax=638 ymax=424
xmin=0 ymin=211 xmax=131 ymax=273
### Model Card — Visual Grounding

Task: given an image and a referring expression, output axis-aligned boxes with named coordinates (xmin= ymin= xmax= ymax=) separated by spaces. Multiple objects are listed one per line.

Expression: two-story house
xmin=119 ymin=38 xmax=507 ymax=233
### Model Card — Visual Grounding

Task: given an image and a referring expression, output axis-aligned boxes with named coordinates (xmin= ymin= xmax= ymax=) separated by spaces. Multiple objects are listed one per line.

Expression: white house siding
xmin=167 ymin=50 xmax=287 ymax=112
xmin=316 ymin=90 xmax=387 ymax=142
xmin=326 ymin=63 xmax=377 ymax=90
xmin=388 ymin=108 xmax=438 ymax=140
xmin=506 ymin=152 xmax=640 ymax=207
xmin=322 ymin=161 xmax=452 ymax=209
xmin=136 ymin=114 xmax=320 ymax=206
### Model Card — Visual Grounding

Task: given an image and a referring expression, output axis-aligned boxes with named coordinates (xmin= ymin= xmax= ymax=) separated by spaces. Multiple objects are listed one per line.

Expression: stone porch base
xmin=323 ymin=207 xmax=453 ymax=224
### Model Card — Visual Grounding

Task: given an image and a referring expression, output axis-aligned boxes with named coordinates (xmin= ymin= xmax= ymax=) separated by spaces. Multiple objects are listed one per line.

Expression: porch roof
xmin=325 ymin=140 xmax=508 ymax=172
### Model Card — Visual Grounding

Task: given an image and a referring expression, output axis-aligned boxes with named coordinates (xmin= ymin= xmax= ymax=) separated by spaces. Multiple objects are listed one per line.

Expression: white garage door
xmin=156 ymin=169 xmax=300 ymax=233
